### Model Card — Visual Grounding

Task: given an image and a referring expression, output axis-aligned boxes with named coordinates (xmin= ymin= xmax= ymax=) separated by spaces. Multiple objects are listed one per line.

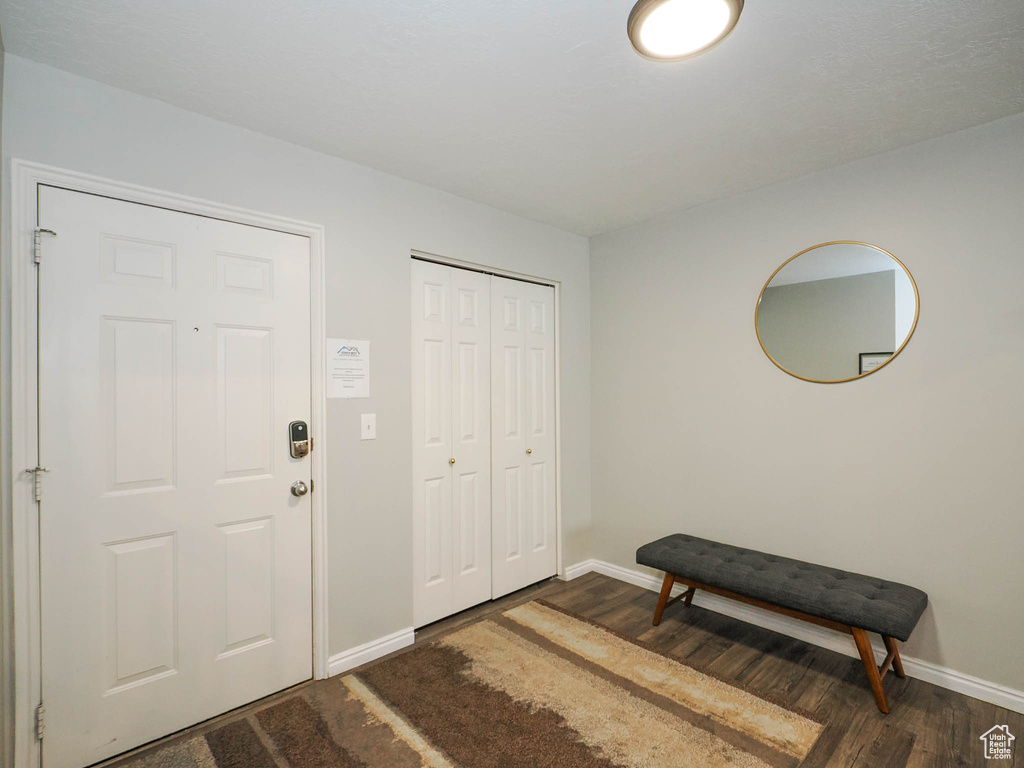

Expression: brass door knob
xmin=526 ymin=448 xmax=533 ymax=454
xmin=449 ymin=457 xmax=456 ymax=465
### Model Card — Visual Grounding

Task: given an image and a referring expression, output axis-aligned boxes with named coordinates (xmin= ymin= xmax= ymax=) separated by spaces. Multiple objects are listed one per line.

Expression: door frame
xmin=409 ymin=250 xmax=565 ymax=583
xmin=6 ymin=160 xmax=330 ymax=768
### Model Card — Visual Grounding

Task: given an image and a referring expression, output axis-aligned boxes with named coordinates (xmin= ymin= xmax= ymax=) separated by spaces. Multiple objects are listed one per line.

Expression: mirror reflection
xmin=755 ymin=242 xmax=918 ymax=383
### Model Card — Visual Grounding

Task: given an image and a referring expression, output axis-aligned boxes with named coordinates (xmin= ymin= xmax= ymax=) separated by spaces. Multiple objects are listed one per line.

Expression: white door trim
xmin=6 ymin=160 xmax=330 ymax=768
xmin=410 ymin=250 xmax=565 ymax=580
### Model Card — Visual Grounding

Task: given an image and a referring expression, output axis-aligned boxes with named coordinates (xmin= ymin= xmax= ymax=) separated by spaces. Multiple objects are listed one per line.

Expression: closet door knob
xmin=526 ymin=448 xmax=533 ymax=454
xmin=449 ymin=457 xmax=456 ymax=465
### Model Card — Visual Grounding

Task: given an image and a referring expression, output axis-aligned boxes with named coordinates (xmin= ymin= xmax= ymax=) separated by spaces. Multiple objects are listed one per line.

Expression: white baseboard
xmin=564 ymin=559 xmax=1024 ymax=715
xmin=327 ymin=627 xmax=415 ymax=677
xmin=563 ymin=558 xmax=600 ymax=581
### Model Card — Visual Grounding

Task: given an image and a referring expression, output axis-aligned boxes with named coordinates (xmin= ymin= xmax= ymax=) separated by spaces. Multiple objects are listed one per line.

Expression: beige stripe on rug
xmin=444 ymin=620 xmax=781 ymax=768
xmin=340 ymin=676 xmax=456 ymax=768
xmin=505 ymin=600 xmax=822 ymax=759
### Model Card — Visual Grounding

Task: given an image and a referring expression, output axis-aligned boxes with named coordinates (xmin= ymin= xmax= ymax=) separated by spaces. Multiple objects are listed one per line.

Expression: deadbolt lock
xmin=289 ymin=421 xmax=310 ymax=459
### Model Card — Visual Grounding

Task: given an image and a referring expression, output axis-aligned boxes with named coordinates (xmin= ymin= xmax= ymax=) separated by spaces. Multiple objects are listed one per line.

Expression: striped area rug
xmin=120 ymin=600 xmax=824 ymax=768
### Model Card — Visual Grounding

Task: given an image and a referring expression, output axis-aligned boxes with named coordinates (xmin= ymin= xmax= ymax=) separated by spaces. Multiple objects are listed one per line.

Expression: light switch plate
xmin=361 ymin=413 xmax=376 ymax=440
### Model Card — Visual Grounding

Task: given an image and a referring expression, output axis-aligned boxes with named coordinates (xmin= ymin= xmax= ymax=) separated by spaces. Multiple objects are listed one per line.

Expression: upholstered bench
xmin=636 ymin=533 xmax=928 ymax=713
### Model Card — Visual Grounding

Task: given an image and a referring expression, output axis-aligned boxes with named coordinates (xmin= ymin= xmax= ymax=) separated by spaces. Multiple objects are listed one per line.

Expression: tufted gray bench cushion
xmin=636 ymin=533 xmax=928 ymax=642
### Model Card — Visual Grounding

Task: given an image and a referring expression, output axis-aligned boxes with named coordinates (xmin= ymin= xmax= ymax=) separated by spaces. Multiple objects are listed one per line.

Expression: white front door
xmin=37 ymin=187 xmax=313 ymax=768
xmin=411 ymin=260 xmax=492 ymax=627
xmin=490 ymin=276 xmax=557 ymax=598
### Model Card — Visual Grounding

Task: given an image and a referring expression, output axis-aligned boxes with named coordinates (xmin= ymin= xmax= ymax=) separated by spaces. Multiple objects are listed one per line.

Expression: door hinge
xmin=33 ymin=228 xmax=57 ymax=264
xmin=36 ymin=702 xmax=45 ymax=740
xmin=26 ymin=467 xmax=50 ymax=502
xmin=309 ymin=479 xmax=315 ymax=493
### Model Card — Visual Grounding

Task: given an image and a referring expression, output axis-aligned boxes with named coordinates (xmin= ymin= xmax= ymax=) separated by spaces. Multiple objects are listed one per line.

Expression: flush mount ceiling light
xmin=627 ymin=0 xmax=743 ymax=61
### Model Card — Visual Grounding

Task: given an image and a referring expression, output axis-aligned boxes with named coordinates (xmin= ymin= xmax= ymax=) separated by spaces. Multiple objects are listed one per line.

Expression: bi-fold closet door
xmin=412 ymin=262 xmax=557 ymax=628
xmin=490 ymin=276 xmax=557 ymax=599
xmin=412 ymin=261 xmax=493 ymax=627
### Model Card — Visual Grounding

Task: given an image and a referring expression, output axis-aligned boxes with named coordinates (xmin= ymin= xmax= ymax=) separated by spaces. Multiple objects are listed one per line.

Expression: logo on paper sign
xmin=980 ymin=726 xmax=1015 ymax=760
xmin=336 ymin=346 xmax=360 ymax=356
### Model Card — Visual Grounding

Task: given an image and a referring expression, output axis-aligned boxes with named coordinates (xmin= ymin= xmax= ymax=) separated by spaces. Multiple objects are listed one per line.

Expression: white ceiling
xmin=2 ymin=0 xmax=1023 ymax=236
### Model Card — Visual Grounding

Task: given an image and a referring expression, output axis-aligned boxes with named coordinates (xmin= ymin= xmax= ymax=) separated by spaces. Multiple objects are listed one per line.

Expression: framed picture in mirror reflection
xmin=859 ymin=352 xmax=893 ymax=375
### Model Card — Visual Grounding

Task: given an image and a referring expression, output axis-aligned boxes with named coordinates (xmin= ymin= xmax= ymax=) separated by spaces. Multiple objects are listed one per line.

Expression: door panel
xmin=38 ymin=187 xmax=312 ymax=768
xmin=491 ymin=276 xmax=556 ymax=598
xmin=412 ymin=262 xmax=491 ymax=626
xmin=450 ymin=267 xmax=491 ymax=613
xmin=104 ymin=533 xmax=178 ymax=691
xmin=216 ymin=326 xmax=274 ymax=479
xmin=412 ymin=262 xmax=454 ymax=627
xmin=101 ymin=317 xmax=176 ymax=492
xmin=456 ymin=472 xmax=480 ymax=572
xmin=218 ymin=517 xmax=274 ymax=655
xmin=524 ymin=282 xmax=557 ymax=584
xmin=531 ymin=462 xmax=549 ymax=552
xmin=423 ymin=475 xmax=450 ymax=587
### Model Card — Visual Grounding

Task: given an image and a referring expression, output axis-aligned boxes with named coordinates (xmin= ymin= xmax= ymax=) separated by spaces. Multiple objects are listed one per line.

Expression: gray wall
xmin=590 ymin=111 xmax=1024 ymax=690
xmin=758 ymin=270 xmax=895 ymax=381
xmin=0 ymin=56 xmax=592 ymax=667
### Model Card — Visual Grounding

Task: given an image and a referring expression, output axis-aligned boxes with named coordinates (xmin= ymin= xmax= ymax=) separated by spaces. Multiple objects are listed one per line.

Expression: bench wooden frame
xmin=652 ymin=571 xmax=906 ymax=713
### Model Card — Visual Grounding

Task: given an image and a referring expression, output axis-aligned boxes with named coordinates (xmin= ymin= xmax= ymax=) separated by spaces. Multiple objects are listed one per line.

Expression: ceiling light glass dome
xmin=627 ymin=0 xmax=743 ymax=61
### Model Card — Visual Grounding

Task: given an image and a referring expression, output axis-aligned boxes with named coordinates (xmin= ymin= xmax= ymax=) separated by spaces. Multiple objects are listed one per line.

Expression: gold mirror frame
xmin=754 ymin=241 xmax=920 ymax=384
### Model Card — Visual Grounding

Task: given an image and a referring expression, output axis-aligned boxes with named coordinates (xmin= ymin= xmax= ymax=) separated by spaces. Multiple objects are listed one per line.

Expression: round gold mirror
xmin=755 ymin=242 xmax=919 ymax=383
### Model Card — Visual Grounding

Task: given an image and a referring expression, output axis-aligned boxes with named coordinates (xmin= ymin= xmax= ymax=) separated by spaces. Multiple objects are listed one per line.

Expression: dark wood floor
xmin=109 ymin=572 xmax=1020 ymax=768
xmin=415 ymin=572 xmax=1020 ymax=768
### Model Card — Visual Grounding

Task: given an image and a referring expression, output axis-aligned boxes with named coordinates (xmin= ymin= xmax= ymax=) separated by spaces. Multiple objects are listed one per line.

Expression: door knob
xmin=449 ymin=457 xmax=456 ymax=465
xmin=291 ymin=480 xmax=309 ymax=497
xmin=526 ymin=448 xmax=533 ymax=454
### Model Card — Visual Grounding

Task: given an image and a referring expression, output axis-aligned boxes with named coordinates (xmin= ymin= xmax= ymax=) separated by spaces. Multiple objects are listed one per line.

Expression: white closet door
xmin=412 ymin=261 xmax=455 ymax=627
xmin=450 ymin=267 xmax=492 ymax=613
xmin=413 ymin=261 xmax=493 ymax=626
xmin=37 ymin=187 xmax=313 ymax=768
xmin=490 ymin=276 xmax=556 ymax=598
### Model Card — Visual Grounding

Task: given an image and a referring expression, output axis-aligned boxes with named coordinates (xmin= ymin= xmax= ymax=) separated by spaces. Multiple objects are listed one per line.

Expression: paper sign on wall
xmin=327 ymin=339 xmax=370 ymax=398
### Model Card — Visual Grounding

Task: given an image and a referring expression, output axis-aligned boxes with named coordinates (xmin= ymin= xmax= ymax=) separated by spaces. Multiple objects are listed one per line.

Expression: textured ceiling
xmin=2 ymin=0 xmax=1023 ymax=236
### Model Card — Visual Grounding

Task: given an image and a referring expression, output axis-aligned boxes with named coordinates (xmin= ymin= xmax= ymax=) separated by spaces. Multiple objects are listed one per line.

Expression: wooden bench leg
xmin=883 ymin=636 xmax=906 ymax=679
xmin=852 ymin=628 xmax=890 ymax=714
xmin=653 ymin=573 xmax=674 ymax=626
xmin=652 ymin=573 xmax=698 ymax=626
